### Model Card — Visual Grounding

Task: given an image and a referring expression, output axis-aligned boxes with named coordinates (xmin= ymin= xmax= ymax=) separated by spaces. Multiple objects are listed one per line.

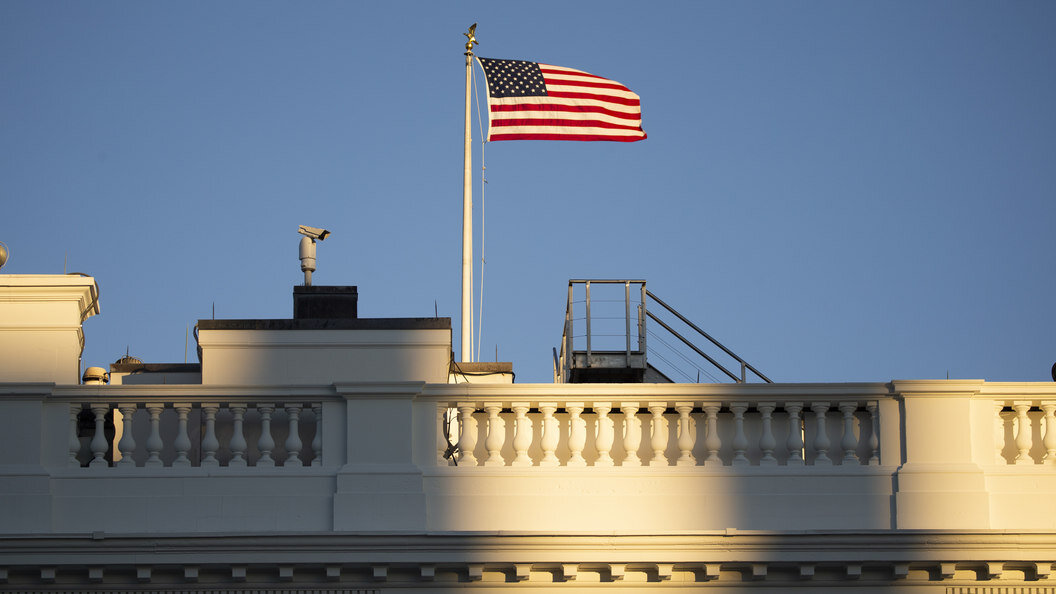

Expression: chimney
xmin=293 ymin=285 xmax=358 ymax=319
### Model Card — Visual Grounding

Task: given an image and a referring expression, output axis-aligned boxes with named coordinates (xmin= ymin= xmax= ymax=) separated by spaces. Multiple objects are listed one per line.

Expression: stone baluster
xmin=620 ymin=403 xmax=641 ymax=467
xmin=757 ymin=402 xmax=777 ymax=466
xmin=539 ymin=403 xmax=560 ymax=467
xmin=200 ymin=403 xmax=219 ymax=468
xmin=285 ymin=403 xmax=303 ymax=467
xmin=993 ymin=402 xmax=1007 ymax=465
xmin=839 ymin=402 xmax=860 ymax=464
xmin=1042 ymin=402 xmax=1056 ymax=466
xmin=116 ymin=404 xmax=137 ymax=467
xmin=866 ymin=402 xmax=880 ymax=465
xmin=675 ymin=402 xmax=696 ymax=466
xmin=173 ymin=403 xmax=192 ymax=467
xmin=257 ymin=404 xmax=276 ymax=467
xmin=483 ymin=404 xmax=506 ymax=466
xmin=811 ymin=402 xmax=832 ymax=465
xmin=510 ymin=403 xmax=533 ymax=466
xmin=785 ymin=403 xmax=805 ymax=466
xmin=648 ymin=403 xmax=669 ymax=466
xmin=457 ymin=403 xmax=479 ymax=466
xmin=89 ymin=403 xmax=109 ymax=468
xmin=145 ymin=404 xmax=164 ymax=467
xmin=730 ymin=402 xmax=749 ymax=466
xmin=593 ymin=403 xmax=615 ymax=467
xmin=312 ymin=403 xmax=323 ymax=467
xmin=68 ymin=404 xmax=82 ymax=467
xmin=567 ymin=403 xmax=587 ymax=467
xmin=229 ymin=405 xmax=248 ymax=468
xmin=114 ymin=403 xmax=138 ymax=465
xmin=1013 ymin=402 xmax=1033 ymax=465
xmin=703 ymin=405 xmax=722 ymax=467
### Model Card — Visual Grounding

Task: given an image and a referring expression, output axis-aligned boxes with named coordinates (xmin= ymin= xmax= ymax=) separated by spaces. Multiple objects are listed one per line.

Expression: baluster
xmin=483 ymin=404 xmax=506 ymax=466
xmin=1013 ymin=402 xmax=1033 ymax=465
xmin=117 ymin=404 xmax=137 ymax=467
xmin=593 ymin=402 xmax=615 ymax=467
xmin=785 ymin=403 xmax=805 ymax=466
xmin=173 ymin=403 xmax=192 ymax=467
xmin=511 ymin=403 xmax=533 ymax=466
xmin=539 ymin=403 xmax=560 ymax=467
xmin=729 ymin=403 xmax=749 ymax=466
xmin=200 ymin=403 xmax=219 ymax=468
xmin=703 ymin=405 xmax=722 ymax=467
xmin=1042 ymin=402 xmax=1056 ymax=466
xmin=68 ymin=404 xmax=82 ymax=467
xmin=285 ymin=403 xmax=303 ymax=467
xmin=457 ymin=403 xmax=479 ymax=466
xmin=648 ymin=403 xmax=669 ymax=466
xmin=757 ymin=402 xmax=777 ymax=466
xmin=229 ymin=405 xmax=248 ymax=468
xmin=620 ymin=403 xmax=641 ymax=467
xmin=675 ymin=402 xmax=696 ymax=466
xmin=312 ymin=402 xmax=323 ymax=467
xmin=811 ymin=402 xmax=832 ymax=465
xmin=257 ymin=404 xmax=276 ymax=467
xmin=993 ymin=402 xmax=1008 ymax=465
xmin=839 ymin=402 xmax=860 ymax=464
xmin=567 ymin=403 xmax=587 ymax=467
xmin=866 ymin=402 xmax=880 ymax=465
xmin=145 ymin=405 xmax=164 ymax=467
xmin=89 ymin=403 xmax=109 ymax=468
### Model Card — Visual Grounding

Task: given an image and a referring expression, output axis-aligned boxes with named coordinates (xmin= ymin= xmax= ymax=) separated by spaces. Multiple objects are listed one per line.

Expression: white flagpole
xmin=461 ymin=25 xmax=477 ymax=363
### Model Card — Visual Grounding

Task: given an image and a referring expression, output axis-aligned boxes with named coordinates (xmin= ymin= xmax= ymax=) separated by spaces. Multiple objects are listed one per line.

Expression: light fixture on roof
xmin=0 ymin=241 xmax=8 ymax=270
xmin=297 ymin=225 xmax=330 ymax=287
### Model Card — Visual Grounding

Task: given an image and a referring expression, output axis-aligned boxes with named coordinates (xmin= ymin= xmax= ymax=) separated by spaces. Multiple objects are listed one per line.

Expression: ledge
xmin=197 ymin=318 xmax=451 ymax=331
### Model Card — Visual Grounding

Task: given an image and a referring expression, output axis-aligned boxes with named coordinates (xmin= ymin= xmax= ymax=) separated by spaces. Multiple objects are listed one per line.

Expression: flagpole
xmin=461 ymin=24 xmax=477 ymax=363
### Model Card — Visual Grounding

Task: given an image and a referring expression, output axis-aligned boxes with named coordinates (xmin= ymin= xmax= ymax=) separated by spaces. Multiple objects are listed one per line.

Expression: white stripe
xmin=488 ymin=96 xmax=641 ymax=115
xmin=493 ymin=125 xmax=644 ymax=137
xmin=491 ymin=110 xmax=641 ymax=127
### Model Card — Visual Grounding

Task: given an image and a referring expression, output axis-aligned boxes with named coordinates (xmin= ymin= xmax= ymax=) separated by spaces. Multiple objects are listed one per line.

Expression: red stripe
xmin=490 ymin=103 xmax=641 ymax=121
xmin=491 ymin=132 xmax=646 ymax=142
xmin=491 ymin=118 xmax=641 ymax=131
xmin=547 ymin=90 xmax=640 ymax=107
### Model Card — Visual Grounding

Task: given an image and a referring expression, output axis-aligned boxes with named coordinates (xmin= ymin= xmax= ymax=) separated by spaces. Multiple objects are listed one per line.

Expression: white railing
xmin=66 ymin=399 xmax=324 ymax=469
xmin=991 ymin=399 xmax=1056 ymax=466
xmin=438 ymin=397 xmax=883 ymax=468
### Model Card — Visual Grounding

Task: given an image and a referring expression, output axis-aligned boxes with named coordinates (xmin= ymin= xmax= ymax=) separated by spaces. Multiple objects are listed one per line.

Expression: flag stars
xmin=479 ymin=57 xmax=548 ymax=98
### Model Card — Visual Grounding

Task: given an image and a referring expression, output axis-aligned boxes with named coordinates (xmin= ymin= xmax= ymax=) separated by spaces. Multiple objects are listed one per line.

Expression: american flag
xmin=477 ymin=57 xmax=646 ymax=142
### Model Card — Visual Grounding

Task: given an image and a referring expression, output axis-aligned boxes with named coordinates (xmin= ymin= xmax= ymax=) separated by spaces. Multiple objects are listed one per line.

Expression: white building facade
xmin=1 ymin=274 xmax=1055 ymax=593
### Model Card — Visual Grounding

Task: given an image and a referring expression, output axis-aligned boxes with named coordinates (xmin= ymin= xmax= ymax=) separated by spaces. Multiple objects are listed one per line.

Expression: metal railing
xmin=556 ymin=280 xmax=771 ymax=384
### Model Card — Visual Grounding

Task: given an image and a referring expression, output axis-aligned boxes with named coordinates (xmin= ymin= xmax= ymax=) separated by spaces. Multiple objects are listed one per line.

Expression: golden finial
xmin=464 ymin=23 xmax=478 ymax=54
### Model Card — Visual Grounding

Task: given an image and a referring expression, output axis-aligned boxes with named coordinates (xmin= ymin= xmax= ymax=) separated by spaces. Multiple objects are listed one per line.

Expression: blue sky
xmin=2 ymin=2 xmax=1054 ymax=383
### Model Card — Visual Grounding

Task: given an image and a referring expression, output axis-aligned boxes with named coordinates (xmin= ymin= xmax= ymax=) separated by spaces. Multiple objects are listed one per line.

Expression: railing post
xmin=625 ymin=281 xmax=631 ymax=368
xmin=585 ymin=281 xmax=592 ymax=362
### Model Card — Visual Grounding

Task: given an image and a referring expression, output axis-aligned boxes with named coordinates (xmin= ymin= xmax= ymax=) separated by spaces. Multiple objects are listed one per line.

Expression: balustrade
xmin=442 ymin=399 xmax=882 ymax=468
xmin=992 ymin=400 xmax=1056 ymax=466
xmin=66 ymin=400 xmax=323 ymax=469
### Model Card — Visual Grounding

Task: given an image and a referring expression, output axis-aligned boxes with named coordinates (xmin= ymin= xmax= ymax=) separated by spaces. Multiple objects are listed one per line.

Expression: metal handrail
xmin=646 ymin=290 xmax=772 ymax=383
xmin=558 ymin=279 xmax=771 ymax=384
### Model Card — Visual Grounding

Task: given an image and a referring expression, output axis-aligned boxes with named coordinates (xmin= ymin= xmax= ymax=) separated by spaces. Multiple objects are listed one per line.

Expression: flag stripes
xmin=478 ymin=58 xmax=646 ymax=142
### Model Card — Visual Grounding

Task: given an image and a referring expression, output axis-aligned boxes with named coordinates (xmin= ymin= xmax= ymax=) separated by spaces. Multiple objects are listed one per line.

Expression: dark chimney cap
xmin=294 ymin=285 xmax=358 ymax=319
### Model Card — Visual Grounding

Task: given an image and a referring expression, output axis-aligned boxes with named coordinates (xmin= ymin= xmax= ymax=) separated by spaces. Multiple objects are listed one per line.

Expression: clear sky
xmin=2 ymin=2 xmax=1055 ymax=384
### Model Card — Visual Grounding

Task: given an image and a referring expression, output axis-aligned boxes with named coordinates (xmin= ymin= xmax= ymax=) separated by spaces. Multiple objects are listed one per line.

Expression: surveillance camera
xmin=298 ymin=225 xmax=330 ymax=241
